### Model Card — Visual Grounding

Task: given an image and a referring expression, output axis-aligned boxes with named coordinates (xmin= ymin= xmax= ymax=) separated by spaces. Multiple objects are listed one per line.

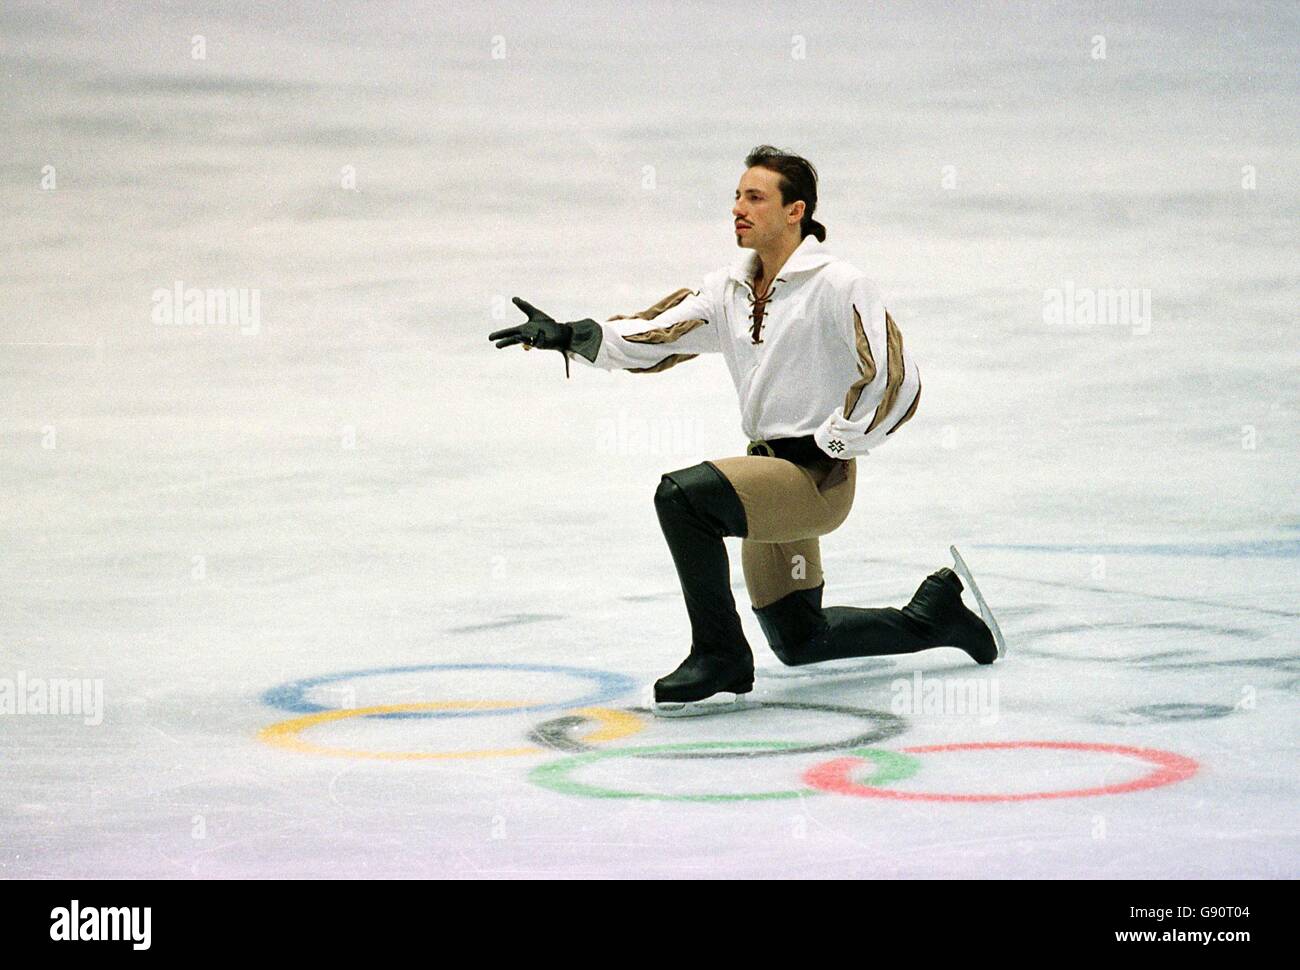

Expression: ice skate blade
xmin=651 ymin=692 xmax=750 ymax=719
xmin=949 ymin=544 xmax=1006 ymax=660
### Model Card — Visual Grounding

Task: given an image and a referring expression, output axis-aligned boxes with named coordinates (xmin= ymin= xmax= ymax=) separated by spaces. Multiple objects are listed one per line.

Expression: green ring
xmin=529 ymin=741 xmax=921 ymax=802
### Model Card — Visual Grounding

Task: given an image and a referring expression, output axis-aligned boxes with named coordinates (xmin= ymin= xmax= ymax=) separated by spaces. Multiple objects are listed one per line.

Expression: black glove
xmin=489 ymin=297 xmax=577 ymax=377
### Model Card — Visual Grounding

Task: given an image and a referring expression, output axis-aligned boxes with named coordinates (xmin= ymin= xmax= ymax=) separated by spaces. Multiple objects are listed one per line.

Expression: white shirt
xmin=566 ymin=234 xmax=920 ymax=459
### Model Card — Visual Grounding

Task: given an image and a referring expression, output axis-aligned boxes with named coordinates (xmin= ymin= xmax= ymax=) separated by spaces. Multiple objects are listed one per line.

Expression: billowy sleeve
xmin=566 ymin=284 xmax=720 ymax=374
xmin=813 ymin=275 xmax=921 ymax=458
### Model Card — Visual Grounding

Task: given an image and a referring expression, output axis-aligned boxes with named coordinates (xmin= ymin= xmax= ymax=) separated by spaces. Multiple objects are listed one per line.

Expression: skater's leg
xmin=713 ymin=457 xmax=995 ymax=666
xmin=651 ymin=461 xmax=754 ymax=706
xmin=707 ymin=454 xmax=855 ymax=543
xmin=653 ymin=460 xmax=751 ymax=655
xmin=672 ymin=452 xmax=851 ymax=662
xmin=753 ymin=573 xmax=997 ymax=667
xmin=651 ymin=453 xmax=848 ymax=706
xmin=742 ymin=533 xmax=931 ymax=665
xmin=741 ymin=534 xmax=825 ymax=614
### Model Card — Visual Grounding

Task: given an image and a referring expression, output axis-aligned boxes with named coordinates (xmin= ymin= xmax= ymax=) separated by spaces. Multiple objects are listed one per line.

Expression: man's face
xmin=733 ymin=166 xmax=803 ymax=249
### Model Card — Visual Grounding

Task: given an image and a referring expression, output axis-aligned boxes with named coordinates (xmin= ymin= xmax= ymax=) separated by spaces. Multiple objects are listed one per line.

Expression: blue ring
xmin=261 ymin=663 xmax=637 ymax=719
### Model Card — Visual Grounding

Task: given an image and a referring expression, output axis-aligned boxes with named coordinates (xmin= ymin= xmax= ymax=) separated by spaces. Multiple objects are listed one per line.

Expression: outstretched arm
xmin=568 ymin=286 xmax=719 ymax=374
xmin=488 ymin=286 xmax=720 ymax=378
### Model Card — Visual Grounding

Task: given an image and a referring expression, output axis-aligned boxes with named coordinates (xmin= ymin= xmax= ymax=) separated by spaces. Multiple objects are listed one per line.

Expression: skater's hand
xmin=488 ymin=298 xmax=574 ymax=352
xmin=817 ymin=459 xmax=849 ymax=493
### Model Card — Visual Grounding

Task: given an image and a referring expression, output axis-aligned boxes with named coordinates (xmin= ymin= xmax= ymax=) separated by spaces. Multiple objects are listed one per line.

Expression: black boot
xmin=902 ymin=567 xmax=997 ymax=664
xmin=653 ymin=651 xmax=755 ymax=704
xmin=753 ymin=568 xmax=997 ymax=667
xmin=651 ymin=462 xmax=754 ymax=711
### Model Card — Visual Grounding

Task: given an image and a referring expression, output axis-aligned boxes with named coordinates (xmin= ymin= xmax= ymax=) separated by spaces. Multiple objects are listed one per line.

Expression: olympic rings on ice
xmin=530 ymin=743 xmax=922 ymax=802
xmin=803 ymin=741 xmax=1200 ymax=802
xmin=530 ymin=701 xmax=906 ymax=758
xmin=256 ymin=668 xmax=1201 ymax=803
xmin=258 ymin=702 xmax=644 ymax=761
xmin=261 ymin=663 xmax=637 ymax=719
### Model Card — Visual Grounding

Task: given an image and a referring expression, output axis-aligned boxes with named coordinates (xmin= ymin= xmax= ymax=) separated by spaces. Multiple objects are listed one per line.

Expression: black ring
xmin=526 ymin=715 xmax=591 ymax=753
xmin=528 ymin=701 xmax=907 ymax=759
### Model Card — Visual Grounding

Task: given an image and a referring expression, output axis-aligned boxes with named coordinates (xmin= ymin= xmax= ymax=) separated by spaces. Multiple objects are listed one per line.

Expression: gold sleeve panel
xmin=607 ymin=288 xmax=696 ymax=321
xmin=621 ymin=317 xmax=708 ymax=345
xmin=886 ymin=382 xmax=921 ymax=435
xmin=865 ymin=310 xmax=906 ymax=434
xmin=842 ymin=303 xmax=879 ymax=419
xmin=627 ymin=353 xmax=700 ymax=374
xmin=606 ymin=287 xmax=710 ymax=347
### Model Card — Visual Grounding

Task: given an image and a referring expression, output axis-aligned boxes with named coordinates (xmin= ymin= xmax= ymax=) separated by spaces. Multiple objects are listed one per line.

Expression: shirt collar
xmin=727 ymin=233 xmax=835 ymax=284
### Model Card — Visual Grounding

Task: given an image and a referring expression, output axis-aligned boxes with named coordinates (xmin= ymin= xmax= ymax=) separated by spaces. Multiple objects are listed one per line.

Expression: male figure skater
xmin=489 ymin=145 xmax=1003 ymax=715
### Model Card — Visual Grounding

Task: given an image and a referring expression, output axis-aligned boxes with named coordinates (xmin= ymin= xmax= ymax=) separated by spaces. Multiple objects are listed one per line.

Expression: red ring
xmin=804 ymin=741 xmax=1199 ymax=802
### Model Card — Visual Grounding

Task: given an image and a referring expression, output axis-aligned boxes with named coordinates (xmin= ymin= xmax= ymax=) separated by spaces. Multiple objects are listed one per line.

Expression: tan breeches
xmin=705 ymin=456 xmax=857 ymax=610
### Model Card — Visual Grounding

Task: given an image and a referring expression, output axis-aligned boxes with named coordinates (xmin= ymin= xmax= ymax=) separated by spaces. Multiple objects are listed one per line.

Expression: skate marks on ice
xmin=978 ymin=534 xmax=1300 ymax=562
xmin=1090 ymin=703 xmax=1238 ymax=727
xmin=1012 ymin=617 xmax=1295 ymax=683
xmin=853 ymin=553 xmax=1300 ymax=622
xmin=962 ymin=552 xmax=1300 ymax=621
xmin=849 ymin=552 xmax=1299 ymax=716
xmin=760 ymin=658 xmax=901 ymax=681
xmin=619 ymin=580 xmax=752 ymax=605
xmin=446 ymin=613 xmax=566 ymax=633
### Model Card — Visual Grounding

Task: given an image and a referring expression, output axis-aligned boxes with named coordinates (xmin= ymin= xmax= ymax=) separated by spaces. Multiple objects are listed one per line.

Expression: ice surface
xmin=1 ymin=1 xmax=1296 ymax=878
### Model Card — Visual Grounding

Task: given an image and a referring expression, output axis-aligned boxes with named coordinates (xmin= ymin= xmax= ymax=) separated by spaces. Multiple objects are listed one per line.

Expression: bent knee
xmin=753 ymin=583 xmax=827 ymax=666
xmin=654 ymin=473 xmax=689 ymax=511
xmin=653 ymin=462 xmax=748 ymax=536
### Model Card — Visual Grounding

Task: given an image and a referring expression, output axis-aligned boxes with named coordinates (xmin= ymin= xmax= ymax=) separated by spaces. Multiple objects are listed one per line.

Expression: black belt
xmin=746 ymin=435 xmax=832 ymax=467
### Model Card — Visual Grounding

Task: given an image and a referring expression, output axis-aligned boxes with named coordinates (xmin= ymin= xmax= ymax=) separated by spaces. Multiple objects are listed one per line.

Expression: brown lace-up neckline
xmin=746 ymin=276 xmax=786 ymax=344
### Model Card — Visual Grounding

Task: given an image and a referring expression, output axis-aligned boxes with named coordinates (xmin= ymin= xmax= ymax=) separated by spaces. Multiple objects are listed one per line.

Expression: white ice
xmin=1 ymin=1 xmax=1296 ymax=878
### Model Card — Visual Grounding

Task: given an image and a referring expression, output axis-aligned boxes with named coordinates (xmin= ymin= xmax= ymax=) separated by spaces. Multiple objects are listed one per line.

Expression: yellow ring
xmin=257 ymin=701 xmax=645 ymax=761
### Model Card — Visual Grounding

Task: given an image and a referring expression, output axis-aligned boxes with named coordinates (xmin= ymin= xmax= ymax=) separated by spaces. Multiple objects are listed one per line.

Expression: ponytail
xmin=802 ymin=217 xmax=827 ymax=242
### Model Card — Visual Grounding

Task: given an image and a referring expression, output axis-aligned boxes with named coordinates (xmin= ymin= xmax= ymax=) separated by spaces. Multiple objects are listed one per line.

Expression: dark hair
xmin=743 ymin=145 xmax=826 ymax=241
